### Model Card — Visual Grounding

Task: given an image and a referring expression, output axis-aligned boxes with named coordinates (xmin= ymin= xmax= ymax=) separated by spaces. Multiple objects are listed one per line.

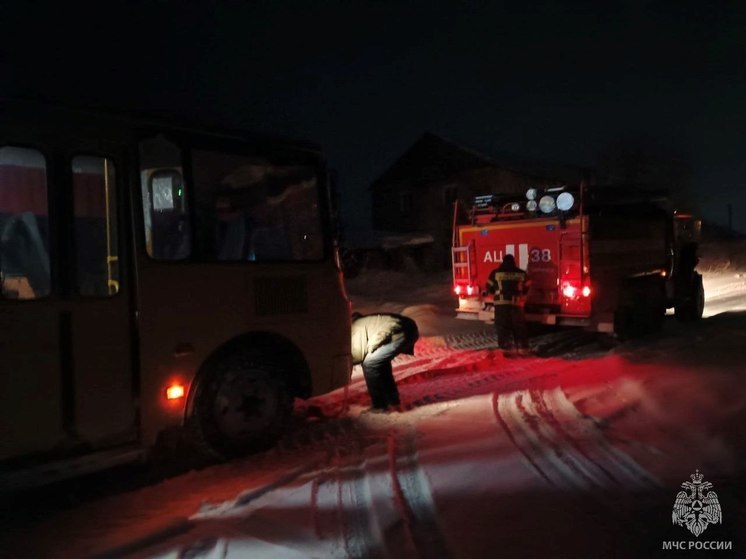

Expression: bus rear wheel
xmin=189 ymin=351 xmax=293 ymax=461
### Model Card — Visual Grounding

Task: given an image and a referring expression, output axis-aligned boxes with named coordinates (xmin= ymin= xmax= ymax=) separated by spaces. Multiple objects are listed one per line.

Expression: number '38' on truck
xmin=451 ymin=185 xmax=704 ymax=339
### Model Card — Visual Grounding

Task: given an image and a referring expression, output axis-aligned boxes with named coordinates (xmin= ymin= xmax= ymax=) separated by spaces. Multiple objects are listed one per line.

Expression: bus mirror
xmin=150 ymin=170 xmax=184 ymax=212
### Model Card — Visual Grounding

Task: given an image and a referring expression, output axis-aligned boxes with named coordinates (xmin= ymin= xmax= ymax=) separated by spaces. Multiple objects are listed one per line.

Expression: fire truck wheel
xmin=675 ymin=275 xmax=705 ymax=322
xmin=596 ymin=333 xmax=619 ymax=350
xmin=616 ymin=301 xmax=663 ymax=340
xmin=188 ymin=351 xmax=293 ymax=461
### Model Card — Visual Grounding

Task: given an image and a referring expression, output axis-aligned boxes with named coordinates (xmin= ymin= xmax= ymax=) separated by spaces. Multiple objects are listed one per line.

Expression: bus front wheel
xmin=188 ymin=351 xmax=293 ymax=461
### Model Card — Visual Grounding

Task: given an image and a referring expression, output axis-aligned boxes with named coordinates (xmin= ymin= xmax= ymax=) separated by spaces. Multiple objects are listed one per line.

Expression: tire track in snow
xmin=334 ymin=460 xmax=384 ymax=559
xmin=320 ymin=429 xmax=450 ymax=559
xmin=402 ymin=358 xmax=554 ymax=409
xmin=530 ymin=388 xmax=620 ymax=488
xmin=493 ymin=387 xmax=659 ymax=491
xmin=388 ymin=429 xmax=452 ymax=559
xmin=519 ymin=389 xmax=600 ymax=489
xmin=316 ymin=353 xmax=546 ymax=413
xmin=310 ymin=451 xmax=386 ymax=559
xmin=541 ymin=387 xmax=660 ymax=490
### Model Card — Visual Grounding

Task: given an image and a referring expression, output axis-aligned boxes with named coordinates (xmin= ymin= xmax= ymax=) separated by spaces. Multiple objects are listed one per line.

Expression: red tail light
xmin=561 ymin=282 xmax=577 ymax=298
xmin=454 ymin=284 xmax=478 ymax=297
xmin=562 ymin=280 xmax=591 ymax=299
xmin=560 ymin=277 xmax=591 ymax=315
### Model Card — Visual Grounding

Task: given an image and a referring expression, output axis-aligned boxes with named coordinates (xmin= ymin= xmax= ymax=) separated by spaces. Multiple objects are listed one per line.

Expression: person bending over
xmin=351 ymin=312 xmax=419 ymax=412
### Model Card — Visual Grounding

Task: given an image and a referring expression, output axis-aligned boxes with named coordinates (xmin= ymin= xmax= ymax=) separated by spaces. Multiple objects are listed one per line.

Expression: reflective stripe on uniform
xmin=493 ymin=272 xmax=526 ymax=281
xmin=487 ymin=269 xmax=528 ymax=305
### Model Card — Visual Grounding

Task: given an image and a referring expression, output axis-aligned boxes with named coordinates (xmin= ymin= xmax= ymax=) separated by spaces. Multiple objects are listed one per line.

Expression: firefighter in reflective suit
xmin=485 ymin=254 xmax=532 ymax=355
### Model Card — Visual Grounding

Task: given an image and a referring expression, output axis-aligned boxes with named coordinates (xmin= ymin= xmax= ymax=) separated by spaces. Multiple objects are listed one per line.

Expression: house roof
xmin=370 ymin=132 xmax=589 ymax=190
xmin=370 ymin=132 xmax=497 ymax=190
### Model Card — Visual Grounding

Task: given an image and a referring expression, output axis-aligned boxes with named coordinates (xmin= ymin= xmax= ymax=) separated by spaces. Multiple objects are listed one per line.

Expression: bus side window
xmin=0 ymin=146 xmax=51 ymax=299
xmin=139 ymin=136 xmax=191 ymax=260
xmin=72 ymin=155 xmax=119 ymax=296
xmin=191 ymin=149 xmax=323 ymax=262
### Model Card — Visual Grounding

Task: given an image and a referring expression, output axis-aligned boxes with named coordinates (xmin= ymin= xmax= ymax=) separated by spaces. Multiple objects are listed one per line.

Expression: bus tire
xmin=675 ymin=274 xmax=704 ymax=322
xmin=188 ymin=351 xmax=293 ymax=461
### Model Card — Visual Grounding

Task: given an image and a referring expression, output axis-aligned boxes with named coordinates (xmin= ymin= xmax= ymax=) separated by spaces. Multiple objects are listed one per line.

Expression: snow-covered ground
xmin=1 ymin=251 xmax=745 ymax=558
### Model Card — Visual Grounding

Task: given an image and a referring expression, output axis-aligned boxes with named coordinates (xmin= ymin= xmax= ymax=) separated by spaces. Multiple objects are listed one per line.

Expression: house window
xmin=399 ymin=191 xmax=413 ymax=215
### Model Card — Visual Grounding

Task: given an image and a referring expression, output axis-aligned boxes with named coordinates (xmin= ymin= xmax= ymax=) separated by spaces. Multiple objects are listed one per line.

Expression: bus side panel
xmin=135 ymin=262 xmax=351 ymax=448
xmin=0 ymin=305 xmax=66 ymax=460
xmin=71 ymin=302 xmax=137 ymax=444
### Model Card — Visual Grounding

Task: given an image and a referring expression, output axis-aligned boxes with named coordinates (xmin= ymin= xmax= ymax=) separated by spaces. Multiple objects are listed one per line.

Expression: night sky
xmin=2 ymin=1 xmax=744 ymax=232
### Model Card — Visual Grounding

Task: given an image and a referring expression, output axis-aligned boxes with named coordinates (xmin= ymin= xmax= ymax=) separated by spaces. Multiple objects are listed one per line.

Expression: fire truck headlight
xmin=539 ymin=195 xmax=556 ymax=214
xmin=526 ymin=188 xmax=537 ymax=200
xmin=556 ymin=192 xmax=575 ymax=211
xmin=526 ymin=200 xmax=538 ymax=212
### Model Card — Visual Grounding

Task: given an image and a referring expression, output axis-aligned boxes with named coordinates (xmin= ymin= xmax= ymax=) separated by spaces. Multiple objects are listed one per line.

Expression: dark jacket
xmin=350 ymin=313 xmax=419 ymax=365
xmin=485 ymin=256 xmax=531 ymax=306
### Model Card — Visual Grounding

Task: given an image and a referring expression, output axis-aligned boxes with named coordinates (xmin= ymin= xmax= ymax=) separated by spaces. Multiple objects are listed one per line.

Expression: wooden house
xmin=369 ymin=132 xmax=587 ymax=269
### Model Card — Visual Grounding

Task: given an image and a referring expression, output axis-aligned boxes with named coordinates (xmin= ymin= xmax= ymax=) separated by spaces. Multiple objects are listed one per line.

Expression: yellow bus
xmin=0 ymin=100 xmax=352 ymax=490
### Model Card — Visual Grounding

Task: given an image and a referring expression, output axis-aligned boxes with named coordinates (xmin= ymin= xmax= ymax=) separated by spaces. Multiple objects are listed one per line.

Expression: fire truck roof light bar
xmin=539 ymin=195 xmax=556 ymax=214
xmin=556 ymin=192 xmax=575 ymax=211
xmin=525 ymin=187 xmax=576 ymax=214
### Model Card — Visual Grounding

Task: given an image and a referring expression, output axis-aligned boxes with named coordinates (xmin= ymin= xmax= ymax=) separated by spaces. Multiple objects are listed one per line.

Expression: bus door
xmin=63 ymin=152 xmax=137 ymax=448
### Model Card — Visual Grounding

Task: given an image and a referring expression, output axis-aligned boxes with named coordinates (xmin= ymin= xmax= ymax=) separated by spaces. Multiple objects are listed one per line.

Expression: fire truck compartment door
xmin=524 ymin=229 xmax=563 ymax=307
xmin=559 ymin=233 xmax=582 ymax=279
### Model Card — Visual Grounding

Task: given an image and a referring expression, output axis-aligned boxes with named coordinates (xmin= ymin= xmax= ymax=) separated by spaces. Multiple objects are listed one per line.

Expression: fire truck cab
xmin=452 ymin=185 xmax=704 ymax=338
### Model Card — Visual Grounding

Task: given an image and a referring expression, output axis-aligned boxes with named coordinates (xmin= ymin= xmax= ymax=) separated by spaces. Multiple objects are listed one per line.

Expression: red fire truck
xmin=451 ymin=185 xmax=704 ymax=338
